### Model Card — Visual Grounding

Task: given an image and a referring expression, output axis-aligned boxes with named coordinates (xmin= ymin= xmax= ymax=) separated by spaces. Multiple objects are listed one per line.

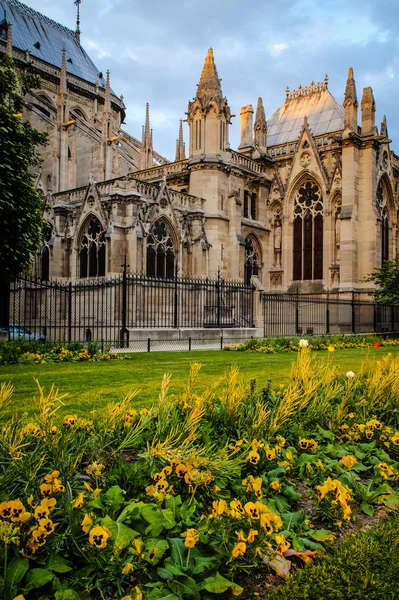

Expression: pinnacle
xmin=196 ymin=47 xmax=223 ymax=102
xmin=344 ymin=66 xmax=357 ymax=104
xmin=255 ymin=97 xmax=266 ymax=125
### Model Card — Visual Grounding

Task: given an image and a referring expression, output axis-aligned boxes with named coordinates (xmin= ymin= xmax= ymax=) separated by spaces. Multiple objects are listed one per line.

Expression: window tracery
xmin=293 ymin=180 xmax=323 ymax=281
xmin=244 ymin=237 xmax=259 ymax=284
xmin=39 ymin=222 xmax=52 ymax=281
xmin=146 ymin=220 xmax=175 ymax=278
xmin=79 ymin=217 xmax=106 ymax=278
xmin=377 ymin=181 xmax=389 ymax=263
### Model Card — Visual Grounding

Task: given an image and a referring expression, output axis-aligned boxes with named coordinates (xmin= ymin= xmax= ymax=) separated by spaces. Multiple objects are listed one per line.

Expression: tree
xmin=0 ymin=54 xmax=48 ymax=328
xmin=366 ymin=254 xmax=399 ymax=305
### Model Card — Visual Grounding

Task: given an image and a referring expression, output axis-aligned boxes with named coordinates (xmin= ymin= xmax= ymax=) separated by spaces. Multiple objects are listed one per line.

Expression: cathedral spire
xmin=175 ymin=119 xmax=186 ymax=161
xmin=343 ymin=66 xmax=358 ymax=132
xmin=74 ymin=0 xmax=82 ymax=44
xmin=144 ymin=102 xmax=151 ymax=145
xmin=254 ymin=97 xmax=267 ymax=149
xmin=196 ymin=48 xmax=223 ymax=103
xmin=141 ymin=103 xmax=153 ymax=169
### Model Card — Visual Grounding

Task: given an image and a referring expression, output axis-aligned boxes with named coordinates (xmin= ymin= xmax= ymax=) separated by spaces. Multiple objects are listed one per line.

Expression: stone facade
xmin=1 ymin=2 xmax=398 ymax=297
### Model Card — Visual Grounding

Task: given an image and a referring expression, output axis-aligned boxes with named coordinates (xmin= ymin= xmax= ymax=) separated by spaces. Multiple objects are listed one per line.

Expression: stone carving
xmin=300 ymin=152 xmax=312 ymax=167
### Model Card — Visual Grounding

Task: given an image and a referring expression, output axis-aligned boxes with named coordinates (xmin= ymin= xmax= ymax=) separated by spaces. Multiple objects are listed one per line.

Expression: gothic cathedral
xmin=1 ymin=0 xmax=398 ymax=298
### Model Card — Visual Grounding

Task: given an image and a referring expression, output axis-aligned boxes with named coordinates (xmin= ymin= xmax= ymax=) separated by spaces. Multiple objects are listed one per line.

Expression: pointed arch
xmin=71 ymin=107 xmax=88 ymax=121
xmin=244 ymin=234 xmax=262 ymax=284
xmin=292 ymin=176 xmax=324 ymax=281
xmin=146 ymin=217 xmax=177 ymax=279
xmin=78 ymin=215 xmax=106 ymax=278
xmin=37 ymin=221 xmax=53 ymax=281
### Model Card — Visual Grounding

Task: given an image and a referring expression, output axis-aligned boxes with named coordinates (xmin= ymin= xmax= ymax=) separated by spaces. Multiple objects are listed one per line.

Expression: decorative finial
xmin=286 ymin=85 xmax=290 ymax=99
xmin=324 ymin=74 xmax=329 ymax=87
xmin=74 ymin=0 xmax=82 ymax=43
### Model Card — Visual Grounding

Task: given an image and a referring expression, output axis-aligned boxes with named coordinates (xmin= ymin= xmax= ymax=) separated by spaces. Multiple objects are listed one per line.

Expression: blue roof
xmin=0 ymin=0 xmax=107 ymax=88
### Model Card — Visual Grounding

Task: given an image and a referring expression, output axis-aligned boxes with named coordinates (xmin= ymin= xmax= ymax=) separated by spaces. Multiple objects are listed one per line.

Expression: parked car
xmin=0 ymin=324 xmax=46 ymax=343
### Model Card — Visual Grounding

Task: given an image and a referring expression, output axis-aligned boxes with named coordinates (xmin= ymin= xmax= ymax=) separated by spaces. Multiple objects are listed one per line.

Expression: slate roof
xmin=0 ymin=0 xmax=107 ymax=88
xmin=267 ymin=88 xmax=344 ymax=147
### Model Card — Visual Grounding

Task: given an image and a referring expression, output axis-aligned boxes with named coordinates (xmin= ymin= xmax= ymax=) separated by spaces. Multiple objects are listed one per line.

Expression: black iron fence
xmin=263 ymin=292 xmax=399 ymax=337
xmin=8 ymin=272 xmax=254 ymax=343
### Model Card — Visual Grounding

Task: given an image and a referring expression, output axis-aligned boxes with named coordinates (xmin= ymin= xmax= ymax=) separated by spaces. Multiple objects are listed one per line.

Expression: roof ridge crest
xmin=5 ymin=0 xmax=77 ymax=39
xmin=286 ymin=75 xmax=329 ymax=101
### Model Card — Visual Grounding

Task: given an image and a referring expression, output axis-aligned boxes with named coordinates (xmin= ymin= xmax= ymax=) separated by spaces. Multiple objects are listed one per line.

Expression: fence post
xmin=220 ymin=334 xmax=223 ymax=350
xmin=351 ymin=292 xmax=356 ymax=334
xmin=373 ymin=303 xmax=377 ymax=332
xmin=189 ymin=337 xmax=191 ymax=351
xmin=67 ymin=281 xmax=72 ymax=343
xmin=217 ymin=268 xmax=221 ymax=329
xmin=326 ymin=290 xmax=330 ymax=335
xmin=173 ymin=263 xmax=178 ymax=329
xmin=295 ymin=287 xmax=299 ymax=335
xmin=120 ymin=256 xmax=129 ymax=347
xmin=391 ymin=306 xmax=395 ymax=333
xmin=147 ymin=338 xmax=151 ymax=352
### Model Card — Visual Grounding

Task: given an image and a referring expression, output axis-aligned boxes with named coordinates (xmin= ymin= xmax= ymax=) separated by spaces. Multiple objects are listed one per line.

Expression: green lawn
xmin=1 ymin=346 xmax=399 ymax=420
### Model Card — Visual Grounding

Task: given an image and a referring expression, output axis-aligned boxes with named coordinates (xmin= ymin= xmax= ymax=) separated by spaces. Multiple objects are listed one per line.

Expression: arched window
xmin=146 ymin=220 xmax=175 ymax=278
xmin=39 ymin=222 xmax=52 ymax=281
xmin=377 ymin=181 xmax=389 ymax=263
xmin=79 ymin=217 xmax=106 ymax=278
xmin=72 ymin=108 xmax=87 ymax=121
xmin=293 ymin=180 xmax=323 ymax=281
xmin=244 ymin=237 xmax=259 ymax=284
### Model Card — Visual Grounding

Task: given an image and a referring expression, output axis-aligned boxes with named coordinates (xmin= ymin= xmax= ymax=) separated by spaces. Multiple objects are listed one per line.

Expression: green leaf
xmin=117 ymin=502 xmax=141 ymax=523
xmin=162 ymin=558 xmax=188 ymax=577
xmin=168 ymin=537 xmax=189 ymax=567
xmin=282 ymin=484 xmax=301 ymax=503
xmin=161 ymin=508 xmax=177 ymax=530
xmin=157 ymin=568 xmax=174 ymax=581
xmin=297 ymin=537 xmax=325 ymax=552
xmin=310 ymin=529 xmax=336 ymax=542
xmin=192 ymin=555 xmax=218 ymax=575
xmin=101 ymin=515 xmax=139 ymax=554
xmin=274 ymin=494 xmax=290 ymax=513
xmin=105 ymin=485 xmax=125 ymax=516
xmin=4 ymin=556 xmax=29 ymax=597
xmin=317 ymin=426 xmax=335 ymax=442
xmin=144 ymin=538 xmax=169 ymax=565
xmin=361 ymin=502 xmax=375 ymax=516
xmin=169 ymin=575 xmax=200 ymax=599
xmin=165 ymin=495 xmax=182 ymax=520
xmin=23 ymin=568 xmax=54 ymax=592
xmin=201 ymin=572 xmax=243 ymax=596
xmin=282 ymin=510 xmax=306 ymax=532
xmin=54 ymin=591 xmax=81 ymax=600
xmin=141 ymin=504 xmax=163 ymax=524
xmin=46 ymin=555 xmax=73 ymax=573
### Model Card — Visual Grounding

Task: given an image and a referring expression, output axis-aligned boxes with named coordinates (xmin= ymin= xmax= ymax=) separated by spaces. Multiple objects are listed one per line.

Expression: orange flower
xmin=232 ymin=542 xmax=246 ymax=558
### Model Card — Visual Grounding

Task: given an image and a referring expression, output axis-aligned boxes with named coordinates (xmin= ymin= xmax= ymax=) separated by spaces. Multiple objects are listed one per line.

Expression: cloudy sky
xmin=27 ymin=0 xmax=399 ymax=159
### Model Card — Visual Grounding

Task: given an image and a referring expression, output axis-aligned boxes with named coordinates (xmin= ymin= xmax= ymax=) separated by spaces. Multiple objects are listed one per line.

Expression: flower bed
xmin=0 ymin=341 xmax=119 ymax=365
xmin=223 ymin=334 xmax=399 ymax=353
xmin=1 ymin=349 xmax=399 ymax=599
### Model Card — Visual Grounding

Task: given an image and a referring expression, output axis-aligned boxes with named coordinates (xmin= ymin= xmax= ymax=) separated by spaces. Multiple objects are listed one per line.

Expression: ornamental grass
xmin=1 ymin=348 xmax=399 ymax=598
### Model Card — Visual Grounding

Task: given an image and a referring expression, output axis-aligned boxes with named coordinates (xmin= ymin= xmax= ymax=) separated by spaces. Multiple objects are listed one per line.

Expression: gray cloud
xmin=26 ymin=0 xmax=399 ymax=158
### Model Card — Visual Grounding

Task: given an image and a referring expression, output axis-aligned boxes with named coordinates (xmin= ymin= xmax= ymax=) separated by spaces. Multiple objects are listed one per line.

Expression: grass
xmin=1 ymin=346 xmax=399 ymax=420
xmin=265 ymin=515 xmax=399 ymax=600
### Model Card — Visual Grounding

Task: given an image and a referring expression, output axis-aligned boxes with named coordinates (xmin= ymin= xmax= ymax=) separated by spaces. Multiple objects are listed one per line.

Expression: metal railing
xmin=263 ymin=291 xmax=399 ymax=337
xmin=9 ymin=270 xmax=254 ymax=343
